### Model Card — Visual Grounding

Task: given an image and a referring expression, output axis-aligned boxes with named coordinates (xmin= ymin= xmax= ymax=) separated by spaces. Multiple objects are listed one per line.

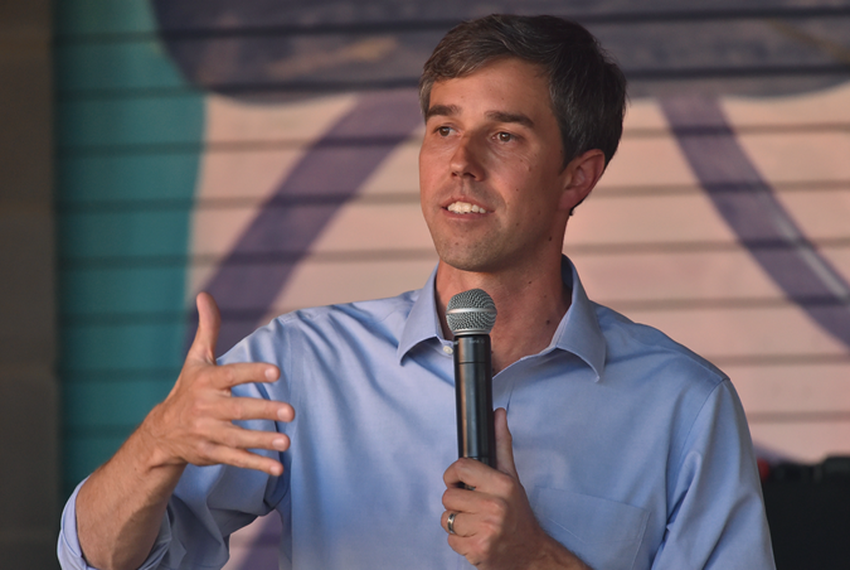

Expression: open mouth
xmin=446 ymin=201 xmax=489 ymax=214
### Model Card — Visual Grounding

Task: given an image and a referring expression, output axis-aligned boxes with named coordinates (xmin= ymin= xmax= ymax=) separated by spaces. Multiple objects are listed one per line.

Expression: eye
xmin=437 ymin=126 xmax=452 ymax=137
xmin=496 ymin=132 xmax=514 ymax=142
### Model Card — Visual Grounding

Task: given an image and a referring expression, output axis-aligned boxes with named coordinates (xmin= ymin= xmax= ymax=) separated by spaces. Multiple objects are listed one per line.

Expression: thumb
xmin=189 ymin=292 xmax=221 ymax=364
xmin=494 ymin=407 xmax=518 ymax=478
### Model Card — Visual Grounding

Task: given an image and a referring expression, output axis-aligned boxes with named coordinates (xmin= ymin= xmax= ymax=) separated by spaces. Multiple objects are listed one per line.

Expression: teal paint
xmin=56 ymin=0 xmax=203 ymax=496
xmin=62 ymin=266 xmax=189 ymax=316
xmin=58 ymin=153 xmax=202 ymax=201
xmin=63 ymin=377 xmax=177 ymax=429
xmin=57 ymin=96 xmax=203 ymax=148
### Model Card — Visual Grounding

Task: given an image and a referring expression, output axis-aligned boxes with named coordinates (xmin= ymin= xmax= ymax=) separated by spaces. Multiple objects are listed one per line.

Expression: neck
xmin=436 ymin=257 xmax=571 ymax=373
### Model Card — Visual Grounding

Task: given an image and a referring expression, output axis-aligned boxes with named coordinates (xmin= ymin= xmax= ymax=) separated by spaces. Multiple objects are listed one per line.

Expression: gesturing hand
xmin=141 ymin=292 xmax=294 ymax=476
xmin=441 ymin=408 xmax=589 ymax=570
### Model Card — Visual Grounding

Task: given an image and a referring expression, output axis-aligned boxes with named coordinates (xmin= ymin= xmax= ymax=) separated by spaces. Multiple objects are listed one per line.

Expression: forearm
xmin=76 ymin=415 xmax=186 ymax=570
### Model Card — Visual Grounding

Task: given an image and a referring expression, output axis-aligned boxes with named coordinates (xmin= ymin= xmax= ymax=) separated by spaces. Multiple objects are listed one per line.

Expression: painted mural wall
xmin=55 ymin=1 xmax=850 ymax=566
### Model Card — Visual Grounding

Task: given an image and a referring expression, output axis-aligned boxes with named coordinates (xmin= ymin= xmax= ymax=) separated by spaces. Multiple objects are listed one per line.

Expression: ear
xmin=558 ymin=149 xmax=607 ymax=212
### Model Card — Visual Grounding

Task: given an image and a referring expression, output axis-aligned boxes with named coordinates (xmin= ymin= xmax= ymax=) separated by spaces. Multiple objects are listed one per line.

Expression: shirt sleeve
xmin=57 ymin=478 xmax=181 ymax=569
xmin=651 ymin=379 xmax=776 ymax=569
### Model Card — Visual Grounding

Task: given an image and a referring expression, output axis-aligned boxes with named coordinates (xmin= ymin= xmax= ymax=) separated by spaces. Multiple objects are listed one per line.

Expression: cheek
xmin=418 ymin=168 xmax=437 ymax=199
xmin=419 ymin=145 xmax=445 ymax=180
xmin=418 ymin=152 xmax=435 ymax=190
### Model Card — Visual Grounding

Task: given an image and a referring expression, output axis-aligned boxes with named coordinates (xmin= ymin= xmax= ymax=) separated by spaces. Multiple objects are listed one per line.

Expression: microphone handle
xmin=454 ymin=334 xmax=496 ymax=468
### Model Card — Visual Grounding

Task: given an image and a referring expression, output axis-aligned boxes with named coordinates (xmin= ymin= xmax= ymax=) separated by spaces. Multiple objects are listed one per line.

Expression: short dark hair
xmin=420 ymin=14 xmax=627 ymax=168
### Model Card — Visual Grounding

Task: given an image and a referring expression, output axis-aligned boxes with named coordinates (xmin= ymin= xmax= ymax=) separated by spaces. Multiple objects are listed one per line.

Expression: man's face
xmin=419 ymin=57 xmax=573 ymax=275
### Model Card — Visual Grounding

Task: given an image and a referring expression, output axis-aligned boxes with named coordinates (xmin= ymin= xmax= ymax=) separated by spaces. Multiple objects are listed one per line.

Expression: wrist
xmin=133 ymin=407 xmax=189 ymax=476
xmin=529 ymin=532 xmax=592 ymax=570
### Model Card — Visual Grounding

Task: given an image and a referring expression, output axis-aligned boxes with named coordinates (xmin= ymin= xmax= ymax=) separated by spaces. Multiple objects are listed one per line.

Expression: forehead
xmin=427 ymin=58 xmax=553 ymax=120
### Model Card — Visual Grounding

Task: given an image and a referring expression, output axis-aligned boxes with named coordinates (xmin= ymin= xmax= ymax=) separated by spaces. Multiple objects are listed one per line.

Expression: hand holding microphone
xmin=443 ymin=291 xmax=574 ymax=568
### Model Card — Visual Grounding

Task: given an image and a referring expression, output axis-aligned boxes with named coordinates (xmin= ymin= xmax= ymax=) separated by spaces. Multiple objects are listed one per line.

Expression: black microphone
xmin=447 ymin=289 xmax=497 ymax=469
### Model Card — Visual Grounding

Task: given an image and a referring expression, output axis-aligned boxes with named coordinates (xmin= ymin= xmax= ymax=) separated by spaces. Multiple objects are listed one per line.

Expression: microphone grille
xmin=446 ymin=289 xmax=497 ymax=335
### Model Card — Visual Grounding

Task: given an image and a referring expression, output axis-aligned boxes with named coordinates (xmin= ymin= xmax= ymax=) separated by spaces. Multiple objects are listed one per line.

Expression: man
xmin=59 ymin=14 xmax=775 ymax=570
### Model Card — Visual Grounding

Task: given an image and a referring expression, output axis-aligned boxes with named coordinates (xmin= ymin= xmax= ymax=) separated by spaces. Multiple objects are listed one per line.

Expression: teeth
xmin=447 ymin=201 xmax=488 ymax=214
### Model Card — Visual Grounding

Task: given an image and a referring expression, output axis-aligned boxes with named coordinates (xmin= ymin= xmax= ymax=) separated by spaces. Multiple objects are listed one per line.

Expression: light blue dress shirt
xmin=59 ymin=257 xmax=775 ymax=569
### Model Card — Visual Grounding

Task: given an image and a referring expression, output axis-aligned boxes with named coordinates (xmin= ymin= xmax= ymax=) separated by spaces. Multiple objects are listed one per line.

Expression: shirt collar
xmin=552 ymin=256 xmax=606 ymax=381
xmin=396 ymin=257 xmax=607 ymax=380
xmin=397 ymin=266 xmax=445 ymax=363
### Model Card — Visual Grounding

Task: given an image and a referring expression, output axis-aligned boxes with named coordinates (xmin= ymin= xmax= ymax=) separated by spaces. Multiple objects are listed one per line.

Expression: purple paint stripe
xmin=235 ymin=513 xmax=282 ymax=570
xmin=196 ymin=89 xmax=422 ymax=353
xmin=661 ymin=95 xmax=850 ymax=348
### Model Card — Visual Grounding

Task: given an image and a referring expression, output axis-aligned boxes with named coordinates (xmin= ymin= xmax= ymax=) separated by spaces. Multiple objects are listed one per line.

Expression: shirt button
xmin=443 ymin=345 xmax=453 ymax=355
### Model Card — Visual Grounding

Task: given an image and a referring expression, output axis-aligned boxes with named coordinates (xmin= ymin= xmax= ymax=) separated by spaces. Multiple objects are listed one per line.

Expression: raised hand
xmin=76 ymin=292 xmax=295 ymax=570
xmin=441 ymin=408 xmax=590 ymax=570
xmin=140 ymin=292 xmax=294 ymax=476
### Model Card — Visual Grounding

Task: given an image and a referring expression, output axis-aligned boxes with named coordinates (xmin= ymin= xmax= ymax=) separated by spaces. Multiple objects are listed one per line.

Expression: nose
xmin=450 ymin=135 xmax=485 ymax=180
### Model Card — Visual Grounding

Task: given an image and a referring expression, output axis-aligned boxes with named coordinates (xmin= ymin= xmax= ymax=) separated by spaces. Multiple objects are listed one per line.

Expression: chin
xmin=431 ymin=234 xmax=518 ymax=274
xmin=438 ymin=250 xmax=501 ymax=274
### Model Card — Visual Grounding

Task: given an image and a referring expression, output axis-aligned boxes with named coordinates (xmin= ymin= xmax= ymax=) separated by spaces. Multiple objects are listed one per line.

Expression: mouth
xmin=446 ymin=201 xmax=489 ymax=214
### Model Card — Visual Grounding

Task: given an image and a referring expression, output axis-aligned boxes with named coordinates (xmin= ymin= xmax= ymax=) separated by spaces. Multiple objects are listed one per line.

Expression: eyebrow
xmin=485 ymin=111 xmax=534 ymax=129
xmin=424 ymin=104 xmax=459 ymax=121
xmin=424 ymin=105 xmax=535 ymax=129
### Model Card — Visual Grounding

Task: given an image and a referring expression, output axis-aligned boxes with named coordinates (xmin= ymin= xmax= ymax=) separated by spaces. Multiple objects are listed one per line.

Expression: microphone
xmin=446 ymin=289 xmax=497 ymax=469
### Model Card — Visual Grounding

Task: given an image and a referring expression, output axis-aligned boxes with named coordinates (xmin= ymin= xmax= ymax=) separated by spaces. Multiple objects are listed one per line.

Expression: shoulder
xmin=591 ymin=303 xmax=756 ymax=484
xmin=593 ymin=301 xmax=727 ymax=397
xmin=277 ymin=289 xmax=419 ymax=334
xmin=221 ymin=289 xmax=420 ymax=364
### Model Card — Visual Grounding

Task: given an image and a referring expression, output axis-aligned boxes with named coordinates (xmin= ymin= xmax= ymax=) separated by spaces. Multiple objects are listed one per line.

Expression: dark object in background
xmin=762 ymin=456 xmax=850 ymax=570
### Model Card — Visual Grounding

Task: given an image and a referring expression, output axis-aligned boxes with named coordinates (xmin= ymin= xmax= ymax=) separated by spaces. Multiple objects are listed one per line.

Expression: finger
xmin=223 ymin=396 xmax=294 ymax=423
xmin=189 ymin=292 xmax=221 ymax=364
xmin=442 ymin=485 xmax=480 ymax=514
xmin=494 ymin=408 xmax=518 ymax=478
xmin=208 ymin=362 xmax=280 ymax=390
xmin=443 ymin=456 xmax=493 ymax=491
xmin=443 ymin=458 xmax=468 ymax=489
xmin=442 ymin=511 xmax=464 ymax=536
xmin=215 ymin=423 xmax=291 ymax=454
xmin=442 ymin=510 xmax=484 ymax=540
xmin=204 ymin=443 xmax=285 ymax=477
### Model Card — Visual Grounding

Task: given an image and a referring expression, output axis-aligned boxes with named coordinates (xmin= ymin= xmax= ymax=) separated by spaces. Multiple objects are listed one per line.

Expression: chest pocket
xmin=531 ymin=487 xmax=650 ymax=570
